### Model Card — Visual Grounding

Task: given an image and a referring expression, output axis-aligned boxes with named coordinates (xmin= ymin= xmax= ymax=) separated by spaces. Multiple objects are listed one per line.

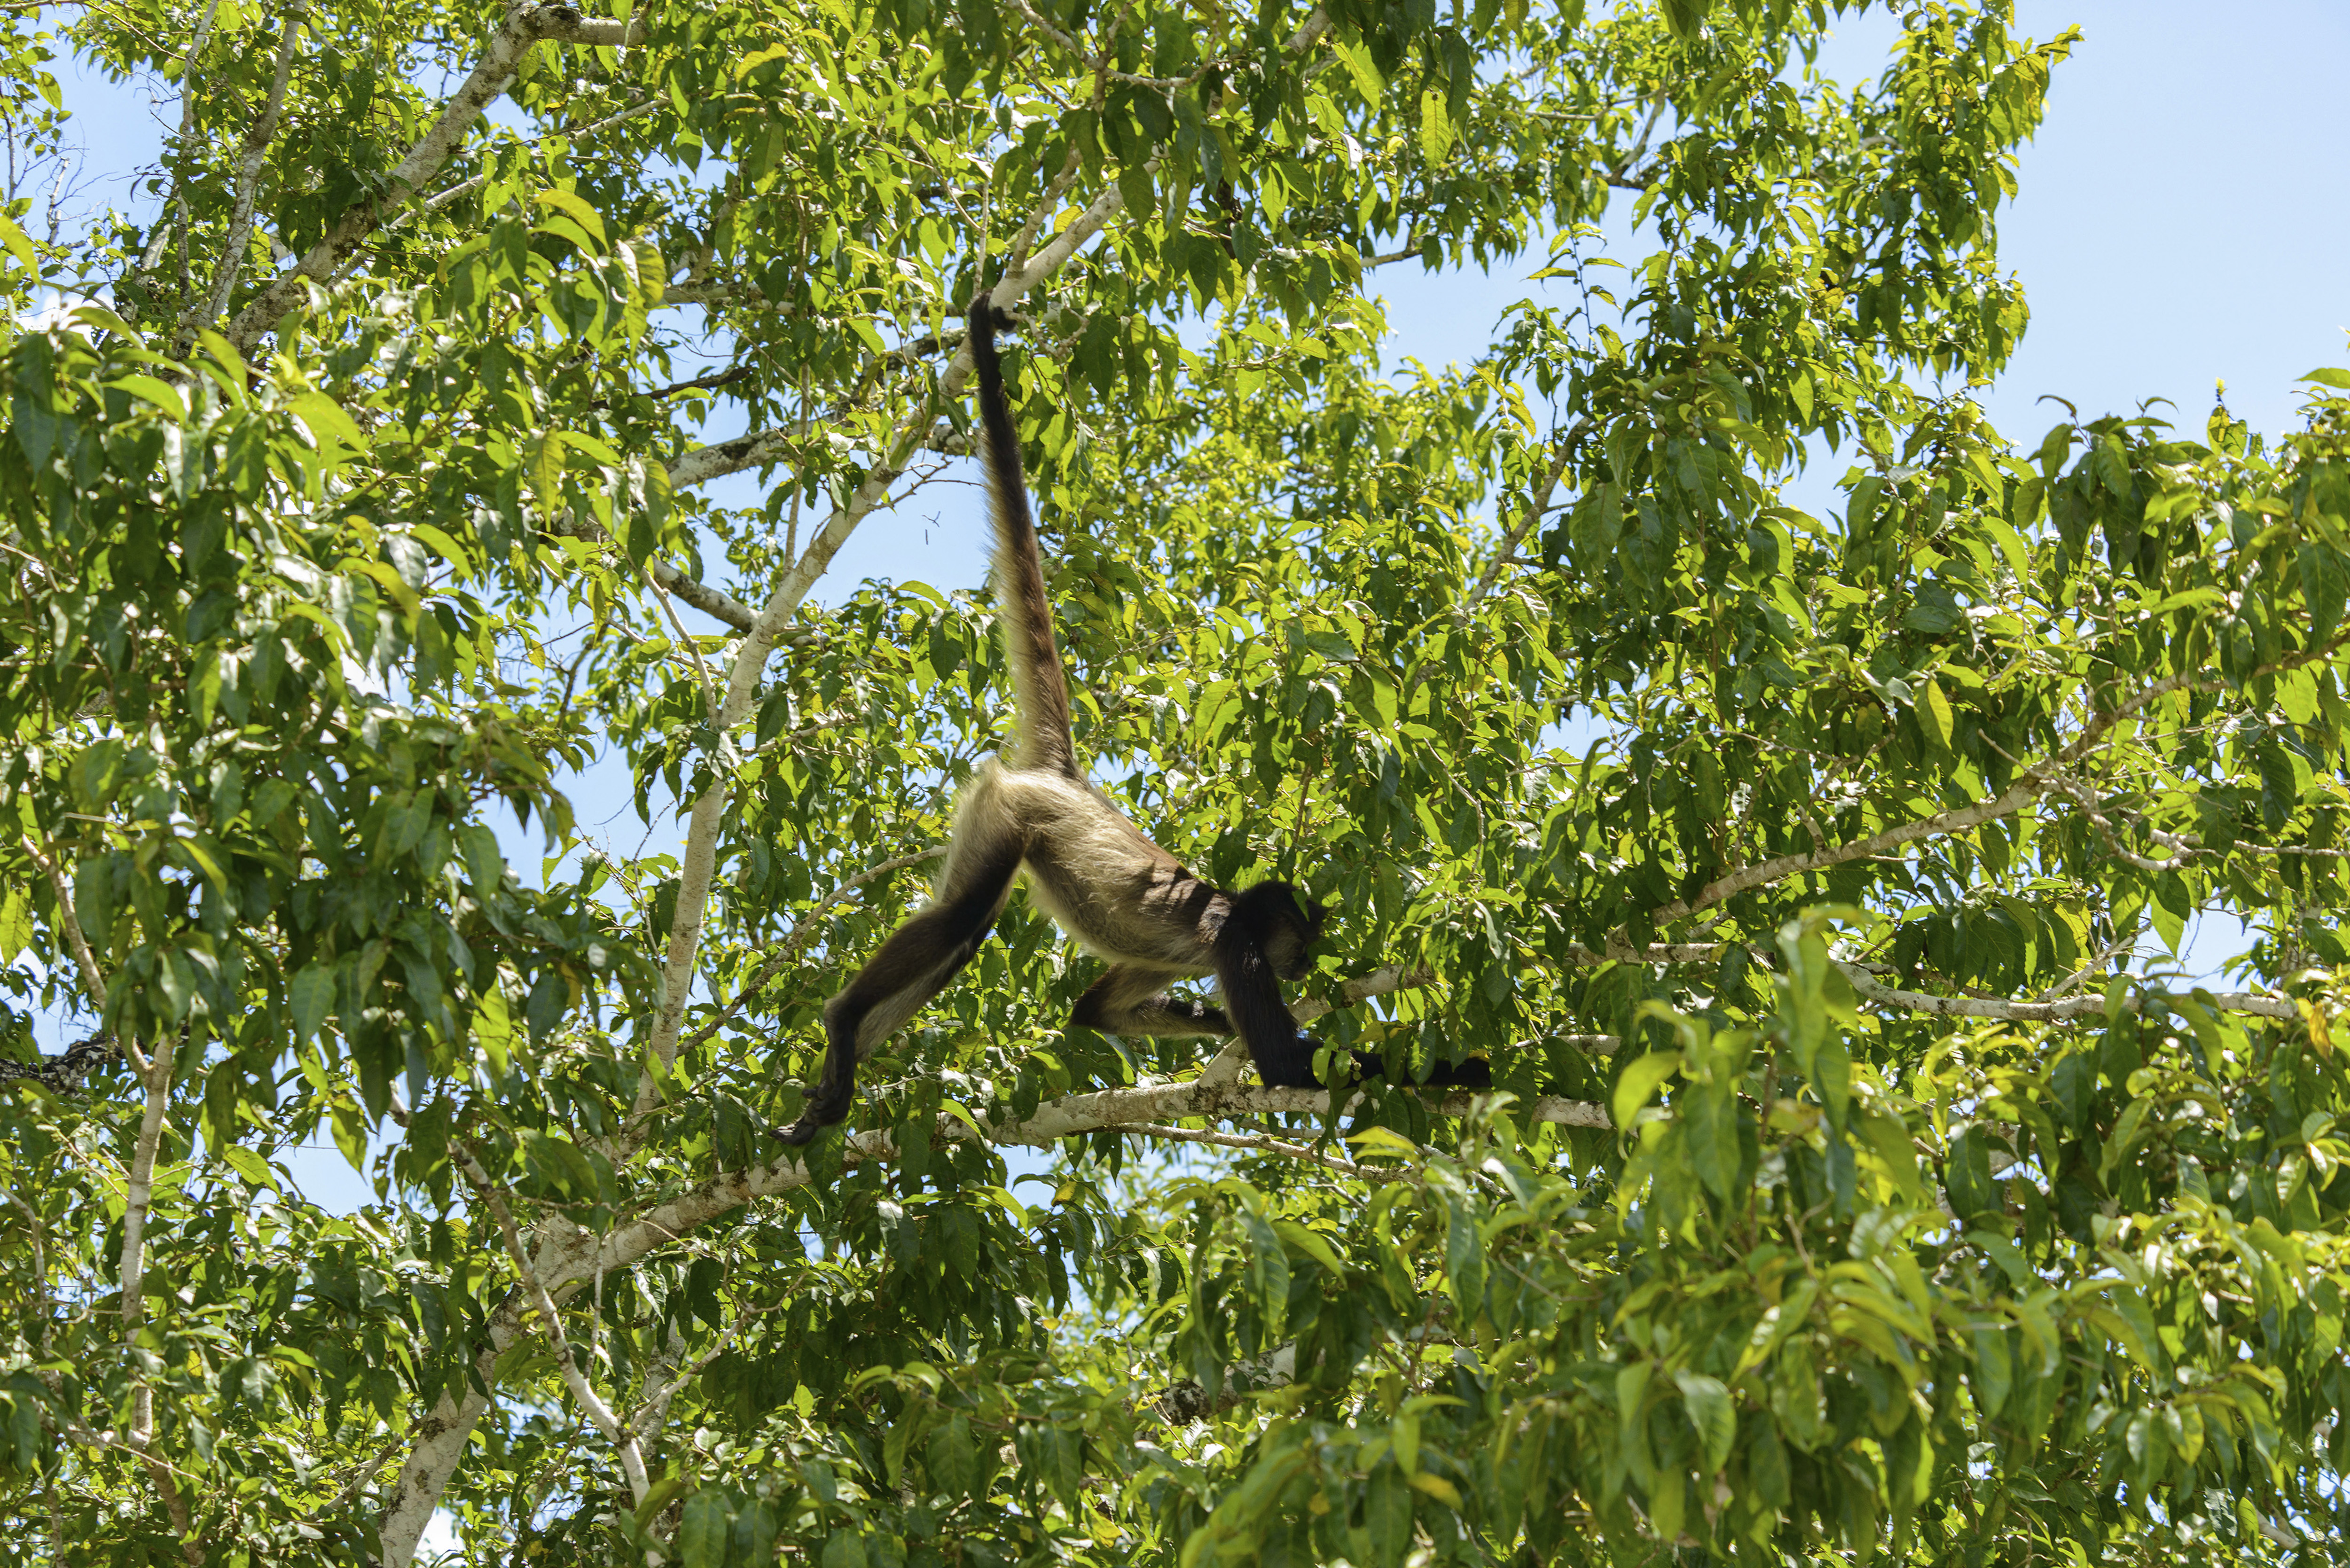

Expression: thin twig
xmin=459 ymin=1145 xmax=651 ymax=1505
xmin=1109 ymin=1120 xmax=1366 ymax=1177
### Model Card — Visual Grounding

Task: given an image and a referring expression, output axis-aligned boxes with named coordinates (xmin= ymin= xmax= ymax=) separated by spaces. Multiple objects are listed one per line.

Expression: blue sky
xmin=24 ymin=1 xmax=2346 ymax=1209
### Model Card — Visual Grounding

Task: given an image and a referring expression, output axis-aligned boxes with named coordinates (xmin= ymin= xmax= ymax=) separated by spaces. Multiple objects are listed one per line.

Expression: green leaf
xmin=290 ymin=390 xmax=366 ymax=451
xmin=1661 ymin=0 xmax=1711 ymax=39
xmin=677 ymin=1491 xmax=730 ymax=1568
xmin=106 ymin=375 xmax=187 ymax=422
xmin=1944 ymin=1124 xmax=1998 ymax=1219
xmin=928 ymin=1413 xmax=978 ymax=1499
xmin=1675 ymin=1371 xmax=1736 ymax=1471
xmin=1684 ymin=1073 xmax=1739 ymax=1201
xmin=1443 ymin=1193 xmax=1485 ymax=1319
xmin=1242 ymin=1206 xmax=1292 ymax=1338
xmin=459 ymin=824 xmax=505 ymax=890
xmin=1917 ymin=679 xmax=1953 ymax=751
xmin=1332 ymin=34 xmax=1384 ymax=101
xmin=290 ymin=963 xmax=334 ymax=1043
xmin=1273 ymin=1218 xmax=1347 ymax=1278
xmin=1611 ymin=1050 xmax=1682 ymax=1129
xmin=1363 ymin=1462 xmax=1414 ymax=1568
xmin=219 ymin=1146 xmax=277 ymax=1189
xmin=0 ymin=212 xmax=36 ymax=274
xmin=0 ymin=886 xmax=28 ymax=963
xmin=535 ymin=187 xmax=609 ymax=249
xmin=2299 ymin=367 xmax=2350 ymax=390
xmin=2300 ymin=544 xmax=2346 ymax=645
xmin=1418 ymin=89 xmax=1453 ymax=164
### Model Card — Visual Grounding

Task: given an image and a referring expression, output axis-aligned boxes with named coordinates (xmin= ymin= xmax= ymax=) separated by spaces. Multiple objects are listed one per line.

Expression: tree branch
xmin=545 ymin=515 xmax=761 ymax=632
xmin=1834 ymin=962 xmax=2294 ymax=1024
xmin=222 ymin=2 xmax=646 ymax=351
xmin=1460 ymin=424 xmax=1583 ymax=614
xmin=117 ymin=0 xmax=222 ymax=328
xmin=462 ymin=1148 xmax=650 ymax=1505
xmin=1647 ymin=667 xmax=2219 ymax=926
xmin=21 ymin=833 xmax=107 ymax=1004
xmin=1558 ymin=939 xmax=2296 ymax=1024
xmin=178 ymin=0 xmax=304 ymax=352
xmin=118 ymin=1050 xmax=200 ymax=1562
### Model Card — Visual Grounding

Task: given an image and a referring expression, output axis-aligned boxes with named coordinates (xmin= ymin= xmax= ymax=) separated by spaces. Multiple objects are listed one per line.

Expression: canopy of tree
xmin=0 ymin=0 xmax=2346 ymax=1562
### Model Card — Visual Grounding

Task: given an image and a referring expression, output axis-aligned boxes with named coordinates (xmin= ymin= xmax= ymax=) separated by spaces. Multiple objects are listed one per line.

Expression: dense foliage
xmin=0 ymin=0 xmax=2346 ymax=1563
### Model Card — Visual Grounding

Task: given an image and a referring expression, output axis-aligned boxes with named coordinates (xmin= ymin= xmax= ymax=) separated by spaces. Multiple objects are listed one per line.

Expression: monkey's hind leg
xmin=1072 ymin=964 xmax=1231 ymax=1039
xmin=775 ymin=834 xmax=1023 ymax=1146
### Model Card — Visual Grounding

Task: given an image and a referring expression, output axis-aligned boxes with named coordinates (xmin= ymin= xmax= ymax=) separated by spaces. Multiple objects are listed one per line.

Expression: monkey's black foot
xmin=772 ymin=1075 xmax=851 ymax=1146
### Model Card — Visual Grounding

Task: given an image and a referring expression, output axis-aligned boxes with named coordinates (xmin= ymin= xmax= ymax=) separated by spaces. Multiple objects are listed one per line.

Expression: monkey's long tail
xmin=969 ymin=294 xmax=1079 ymax=778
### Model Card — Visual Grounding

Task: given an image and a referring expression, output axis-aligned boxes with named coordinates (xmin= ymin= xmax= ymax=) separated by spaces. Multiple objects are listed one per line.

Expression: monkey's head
xmin=1231 ymin=881 xmax=1325 ymax=980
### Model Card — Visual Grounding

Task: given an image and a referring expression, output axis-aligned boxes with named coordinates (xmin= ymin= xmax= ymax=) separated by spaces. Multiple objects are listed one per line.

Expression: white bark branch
xmin=179 ymin=0 xmax=304 ymax=352
xmin=118 ymin=1053 xmax=199 ymax=1560
xmin=1834 ymin=962 xmax=2294 ymax=1023
xmin=376 ymin=1339 xmax=507 ymax=1565
xmin=1648 ymin=666 xmax=2217 ymax=926
xmin=463 ymin=1152 xmax=650 ymax=1505
xmin=117 ymin=0 xmax=222 ymax=328
xmin=222 ymin=2 xmax=646 ymax=351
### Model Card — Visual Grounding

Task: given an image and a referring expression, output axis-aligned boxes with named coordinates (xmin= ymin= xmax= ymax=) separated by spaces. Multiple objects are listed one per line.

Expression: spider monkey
xmin=773 ymin=288 xmax=1488 ymax=1146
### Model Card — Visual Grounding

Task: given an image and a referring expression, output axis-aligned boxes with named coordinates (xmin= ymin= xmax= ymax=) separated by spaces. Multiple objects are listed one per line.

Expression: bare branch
xmin=546 ymin=515 xmax=760 ymax=632
xmin=117 ymin=0 xmax=222 ymax=327
xmin=1107 ymin=1120 xmax=1367 ymax=1177
xmin=2039 ymin=931 xmax=2138 ymax=1002
xmin=21 ymin=833 xmax=107 ymax=1003
xmin=415 ymin=96 xmax=664 ymax=221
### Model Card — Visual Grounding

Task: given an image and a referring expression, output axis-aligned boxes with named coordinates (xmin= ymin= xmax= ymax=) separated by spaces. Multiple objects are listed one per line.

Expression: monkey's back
xmin=969 ymin=762 xmax=1228 ymax=971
